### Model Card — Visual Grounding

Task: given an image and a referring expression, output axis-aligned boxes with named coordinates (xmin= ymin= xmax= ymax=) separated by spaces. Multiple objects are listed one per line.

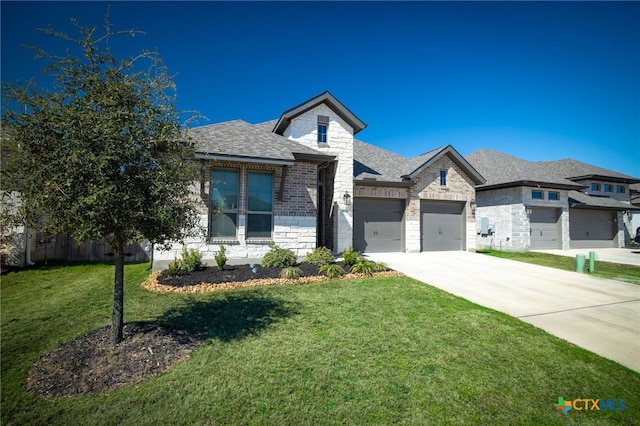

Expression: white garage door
xmin=570 ymin=209 xmax=617 ymax=249
xmin=530 ymin=207 xmax=561 ymax=250
xmin=421 ymin=201 xmax=465 ymax=251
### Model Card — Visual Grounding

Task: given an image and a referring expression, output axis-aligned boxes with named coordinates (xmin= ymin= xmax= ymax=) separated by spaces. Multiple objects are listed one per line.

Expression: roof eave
xmin=293 ymin=152 xmax=336 ymax=163
xmin=194 ymin=152 xmax=294 ymax=166
xmin=273 ymin=91 xmax=367 ymax=135
xmin=354 ymin=179 xmax=413 ymax=188
xmin=408 ymin=145 xmax=486 ymax=185
xmin=567 ymin=175 xmax=640 ymax=184
xmin=477 ymin=180 xmax=586 ymax=191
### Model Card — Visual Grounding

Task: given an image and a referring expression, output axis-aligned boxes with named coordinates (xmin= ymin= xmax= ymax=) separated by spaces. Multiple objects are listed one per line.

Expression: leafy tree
xmin=1 ymin=17 xmax=200 ymax=345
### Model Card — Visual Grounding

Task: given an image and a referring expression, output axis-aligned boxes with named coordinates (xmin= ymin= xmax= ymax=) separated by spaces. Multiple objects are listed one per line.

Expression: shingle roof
xmin=465 ymin=149 xmax=585 ymax=189
xmin=354 ymin=142 xmax=484 ymax=184
xmin=569 ymin=190 xmax=638 ymax=210
xmin=190 ymin=120 xmax=331 ymax=164
xmin=539 ymin=158 xmax=639 ymax=183
xmin=353 ymin=140 xmax=412 ymax=182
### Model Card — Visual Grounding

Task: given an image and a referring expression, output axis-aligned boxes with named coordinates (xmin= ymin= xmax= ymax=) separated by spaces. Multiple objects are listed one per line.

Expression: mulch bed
xmin=28 ymin=262 xmax=402 ymax=399
xmin=144 ymin=262 xmax=403 ymax=293
xmin=28 ymin=322 xmax=199 ymax=399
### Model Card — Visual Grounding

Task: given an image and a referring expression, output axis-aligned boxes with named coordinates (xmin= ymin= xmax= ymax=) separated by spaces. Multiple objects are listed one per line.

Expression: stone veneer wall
xmin=154 ymin=159 xmax=319 ymax=262
xmin=283 ymin=104 xmax=354 ymax=252
xmin=405 ymin=154 xmax=477 ymax=252
xmin=475 ymin=186 xmax=571 ymax=250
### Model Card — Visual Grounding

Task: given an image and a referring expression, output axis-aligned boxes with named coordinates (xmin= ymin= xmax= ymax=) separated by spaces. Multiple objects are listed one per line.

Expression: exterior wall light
xmin=470 ymin=199 xmax=476 ymax=216
xmin=343 ymin=191 xmax=351 ymax=206
xmin=525 ymin=205 xmax=533 ymax=216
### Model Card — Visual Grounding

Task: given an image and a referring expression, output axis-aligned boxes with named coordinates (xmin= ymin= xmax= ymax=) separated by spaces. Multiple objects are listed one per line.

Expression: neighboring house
xmin=154 ymin=91 xmax=485 ymax=263
xmin=466 ymin=149 xmax=640 ymax=250
xmin=630 ymin=183 xmax=640 ymax=240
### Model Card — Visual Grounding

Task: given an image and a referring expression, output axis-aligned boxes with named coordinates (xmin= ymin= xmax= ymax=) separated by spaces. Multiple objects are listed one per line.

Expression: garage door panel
xmin=354 ymin=199 xmax=404 ymax=253
xmin=421 ymin=201 xmax=465 ymax=251
xmin=530 ymin=207 xmax=561 ymax=250
xmin=570 ymin=209 xmax=616 ymax=249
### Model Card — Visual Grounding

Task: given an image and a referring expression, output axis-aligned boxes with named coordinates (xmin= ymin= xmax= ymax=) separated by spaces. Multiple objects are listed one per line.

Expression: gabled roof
xmin=403 ymin=145 xmax=485 ymax=184
xmin=354 ymin=141 xmax=484 ymax=185
xmin=569 ymin=190 xmax=639 ymax=211
xmin=273 ymin=91 xmax=367 ymax=136
xmin=465 ymin=149 xmax=586 ymax=190
xmin=539 ymin=158 xmax=640 ymax=184
xmin=190 ymin=120 xmax=334 ymax=165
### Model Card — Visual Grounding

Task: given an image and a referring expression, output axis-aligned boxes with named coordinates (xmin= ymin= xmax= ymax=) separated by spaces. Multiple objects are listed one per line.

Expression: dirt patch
xmin=28 ymin=322 xmax=199 ymax=399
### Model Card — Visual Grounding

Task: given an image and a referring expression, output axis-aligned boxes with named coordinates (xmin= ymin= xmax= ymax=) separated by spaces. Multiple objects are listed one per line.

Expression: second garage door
xmin=570 ymin=209 xmax=617 ymax=249
xmin=530 ymin=207 xmax=562 ymax=249
xmin=421 ymin=201 xmax=465 ymax=251
xmin=353 ymin=198 xmax=404 ymax=253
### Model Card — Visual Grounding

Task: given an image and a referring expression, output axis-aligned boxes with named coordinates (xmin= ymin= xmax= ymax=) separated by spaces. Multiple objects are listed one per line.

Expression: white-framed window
xmin=616 ymin=185 xmax=626 ymax=193
xmin=532 ymin=190 xmax=544 ymax=200
xmin=210 ymin=168 xmax=239 ymax=238
xmin=591 ymin=183 xmax=601 ymax=191
xmin=439 ymin=170 xmax=447 ymax=186
xmin=317 ymin=115 xmax=329 ymax=143
xmin=548 ymin=191 xmax=559 ymax=200
xmin=604 ymin=184 xmax=613 ymax=192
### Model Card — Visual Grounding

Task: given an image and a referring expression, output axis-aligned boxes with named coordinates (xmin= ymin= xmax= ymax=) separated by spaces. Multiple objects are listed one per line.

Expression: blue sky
xmin=2 ymin=1 xmax=639 ymax=177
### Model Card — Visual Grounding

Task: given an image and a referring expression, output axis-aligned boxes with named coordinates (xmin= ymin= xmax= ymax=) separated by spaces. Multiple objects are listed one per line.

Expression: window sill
xmin=246 ymin=239 xmax=273 ymax=245
xmin=207 ymin=239 xmax=239 ymax=245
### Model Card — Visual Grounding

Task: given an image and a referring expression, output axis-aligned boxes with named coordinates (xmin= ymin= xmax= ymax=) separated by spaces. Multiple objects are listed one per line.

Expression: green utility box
xmin=576 ymin=254 xmax=586 ymax=273
xmin=588 ymin=251 xmax=596 ymax=273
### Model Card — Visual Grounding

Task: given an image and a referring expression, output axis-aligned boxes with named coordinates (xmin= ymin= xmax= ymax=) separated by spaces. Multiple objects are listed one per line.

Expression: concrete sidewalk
xmin=366 ymin=251 xmax=640 ymax=372
xmin=533 ymin=248 xmax=640 ymax=267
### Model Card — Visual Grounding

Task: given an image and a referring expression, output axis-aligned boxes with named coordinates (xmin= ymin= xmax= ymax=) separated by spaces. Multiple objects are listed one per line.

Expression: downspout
xmin=24 ymin=223 xmax=35 ymax=266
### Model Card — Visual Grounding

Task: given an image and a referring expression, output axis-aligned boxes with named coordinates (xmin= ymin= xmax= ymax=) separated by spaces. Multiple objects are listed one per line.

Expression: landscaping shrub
xmin=214 ymin=244 xmax=227 ymax=270
xmin=165 ymin=247 xmax=203 ymax=275
xmin=319 ymin=263 xmax=344 ymax=279
xmin=304 ymin=246 xmax=335 ymax=266
xmin=280 ymin=266 xmax=302 ymax=279
xmin=341 ymin=247 xmax=360 ymax=266
xmin=351 ymin=259 xmax=375 ymax=276
xmin=262 ymin=244 xmax=297 ymax=268
xmin=180 ymin=246 xmax=203 ymax=273
xmin=372 ymin=261 xmax=388 ymax=272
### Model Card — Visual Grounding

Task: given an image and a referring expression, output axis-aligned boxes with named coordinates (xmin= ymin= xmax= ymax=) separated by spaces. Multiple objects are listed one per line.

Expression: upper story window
xmin=616 ymin=185 xmax=626 ymax=193
xmin=548 ymin=191 xmax=559 ymax=200
xmin=604 ymin=184 xmax=613 ymax=192
xmin=439 ymin=170 xmax=447 ymax=186
xmin=591 ymin=183 xmax=601 ymax=192
xmin=317 ymin=115 xmax=329 ymax=143
xmin=210 ymin=168 xmax=240 ymax=239
xmin=532 ymin=190 xmax=544 ymax=200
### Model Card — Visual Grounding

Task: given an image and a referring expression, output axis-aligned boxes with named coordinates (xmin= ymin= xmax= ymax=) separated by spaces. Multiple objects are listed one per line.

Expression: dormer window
xmin=317 ymin=115 xmax=329 ymax=143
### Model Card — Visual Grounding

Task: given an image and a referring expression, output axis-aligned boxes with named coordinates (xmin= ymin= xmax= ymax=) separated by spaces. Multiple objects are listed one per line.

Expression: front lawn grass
xmin=478 ymin=249 xmax=640 ymax=284
xmin=2 ymin=263 xmax=639 ymax=425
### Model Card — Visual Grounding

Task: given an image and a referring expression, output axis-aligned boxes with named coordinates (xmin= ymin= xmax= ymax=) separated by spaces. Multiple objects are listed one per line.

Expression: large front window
xmin=210 ymin=169 xmax=239 ymax=238
xmin=247 ymin=171 xmax=273 ymax=239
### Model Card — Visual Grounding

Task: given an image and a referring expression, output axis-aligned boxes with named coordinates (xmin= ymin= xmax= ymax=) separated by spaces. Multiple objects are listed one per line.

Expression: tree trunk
xmin=111 ymin=234 xmax=125 ymax=346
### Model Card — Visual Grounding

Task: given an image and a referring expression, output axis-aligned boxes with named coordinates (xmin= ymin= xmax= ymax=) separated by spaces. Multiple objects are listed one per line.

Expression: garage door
xmin=530 ymin=207 xmax=561 ymax=249
xmin=570 ymin=209 xmax=617 ymax=249
xmin=353 ymin=199 xmax=404 ymax=253
xmin=421 ymin=201 xmax=465 ymax=251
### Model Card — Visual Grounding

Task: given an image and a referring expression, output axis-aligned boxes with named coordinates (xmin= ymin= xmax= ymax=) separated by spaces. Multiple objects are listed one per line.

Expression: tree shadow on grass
xmin=156 ymin=294 xmax=300 ymax=342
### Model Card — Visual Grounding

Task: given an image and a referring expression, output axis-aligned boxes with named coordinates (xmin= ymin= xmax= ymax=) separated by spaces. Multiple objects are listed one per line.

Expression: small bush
xmin=372 ymin=261 xmax=388 ymax=272
xmin=214 ymin=244 xmax=227 ymax=270
xmin=319 ymin=263 xmax=344 ymax=279
xmin=179 ymin=246 xmax=203 ymax=273
xmin=166 ymin=258 xmax=181 ymax=276
xmin=341 ymin=247 xmax=360 ymax=266
xmin=351 ymin=260 xmax=375 ymax=276
xmin=280 ymin=266 xmax=302 ymax=279
xmin=262 ymin=244 xmax=297 ymax=268
xmin=304 ymin=246 xmax=335 ymax=266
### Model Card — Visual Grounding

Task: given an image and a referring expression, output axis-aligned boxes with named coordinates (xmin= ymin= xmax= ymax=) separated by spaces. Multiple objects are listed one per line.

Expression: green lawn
xmin=477 ymin=249 xmax=640 ymax=284
xmin=2 ymin=263 xmax=639 ymax=425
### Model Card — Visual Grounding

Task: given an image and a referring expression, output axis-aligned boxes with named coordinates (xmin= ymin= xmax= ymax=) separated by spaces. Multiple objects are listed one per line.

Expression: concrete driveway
xmin=366 ymin=251 xmax=640 ymax=372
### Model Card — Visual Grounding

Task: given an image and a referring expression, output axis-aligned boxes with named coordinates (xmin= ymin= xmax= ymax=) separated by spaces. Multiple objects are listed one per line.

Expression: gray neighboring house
xmin=154 ymin=91 xmax=485 ymax=264
xmin=466 ymin=149 xmax=640 ymax=250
